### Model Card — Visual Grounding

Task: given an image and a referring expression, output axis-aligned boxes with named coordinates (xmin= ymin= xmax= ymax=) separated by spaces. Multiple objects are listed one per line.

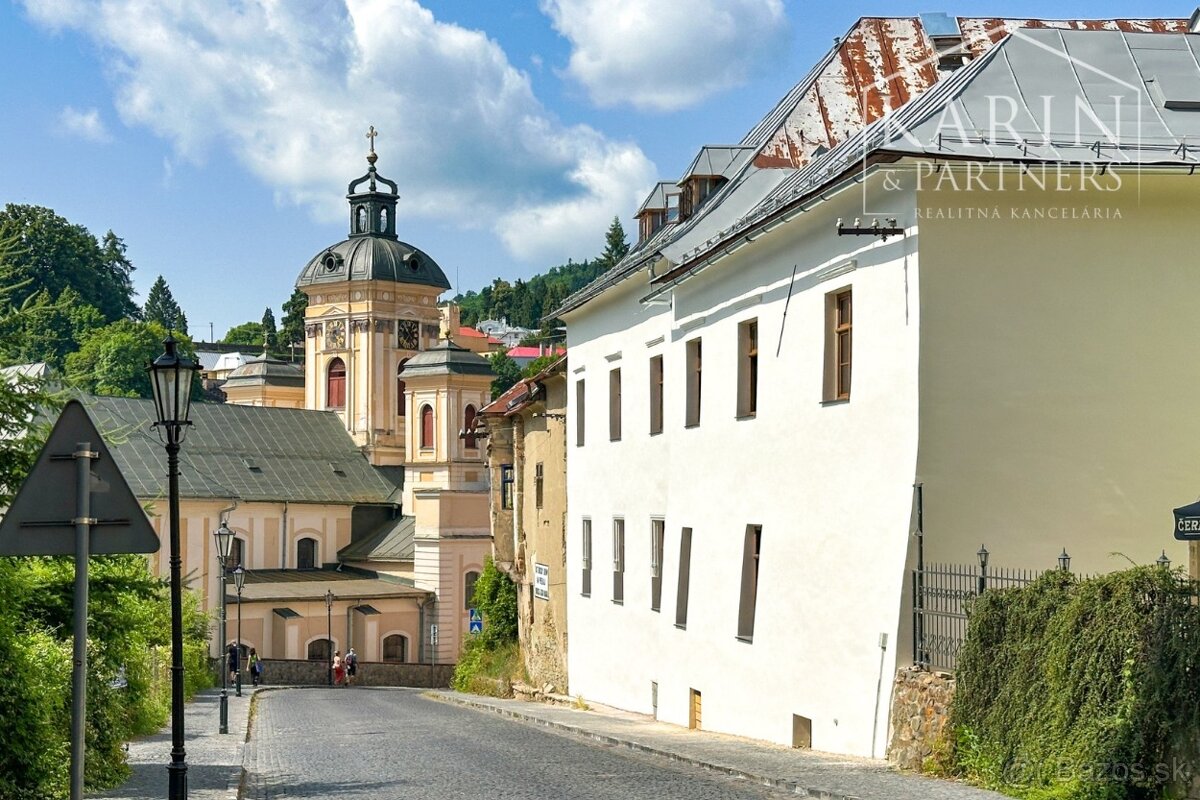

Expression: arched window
xmin=396 ymin=359 xmax=408 ymax=417
xmin=420 ymin=404 xmax=434 ymax=449
xmin=380 ymin=207 xmax=389 ymax=233
xmin=227 ymin=537 xmax=244 ymax=571
xmin=327 ymin=358 xmax=346 ymax=409
xmin=297 ymin=537 xmax=318 ymax=570
xmin=355 ymin=205 xmax=367 ymax=233
xmin=307 ymin=638 xmax=332 ymax=662
xmin=464 ymin=570 xmax=481 ymax=610
xmin=463 ymin=404 xmax=478 ymax=449
xmin=382 ymin=634 xmax=408 ymax=662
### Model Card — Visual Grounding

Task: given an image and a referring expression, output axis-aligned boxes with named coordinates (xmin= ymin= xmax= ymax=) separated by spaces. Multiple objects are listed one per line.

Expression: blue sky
xmin=0 ymin=0 xmax=1189 ymax=340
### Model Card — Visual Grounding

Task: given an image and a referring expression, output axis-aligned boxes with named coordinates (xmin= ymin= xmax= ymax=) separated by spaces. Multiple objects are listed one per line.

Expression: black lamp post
xmin=234 ymin=565 xmax=245 ymax=696
xmin=1158 ymin=550 xmax=1172 ymax=569
xmin=325 ymin=589 xmax=335 ymax=686
xmin=1058 ymin=548 xmax=1071 ymax=572
xmin=213 ymin=522 xmax=233 ymax=735
xmin=147 ymin=336 xmax=197 ymax=800
xmin=976 ymin=544 xmax=989 ymax=596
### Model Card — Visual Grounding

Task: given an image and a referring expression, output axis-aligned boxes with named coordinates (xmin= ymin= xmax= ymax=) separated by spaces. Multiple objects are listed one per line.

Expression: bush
xmin=452 ymin=557 xmax=520 ymax=693
xmin=950 ymin=566 xmax=1200 ymax=800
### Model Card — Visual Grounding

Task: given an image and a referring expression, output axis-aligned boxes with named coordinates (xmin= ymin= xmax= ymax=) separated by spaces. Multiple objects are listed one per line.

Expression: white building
xmin=557 ymin=17 xmax=1200 ymax=757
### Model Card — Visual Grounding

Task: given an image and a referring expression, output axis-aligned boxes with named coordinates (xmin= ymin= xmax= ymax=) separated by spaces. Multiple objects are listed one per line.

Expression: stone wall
xmin=252 ymin=659 xmax=454 ymax=688
xmin=887 ymin=667 xmax=955 ymax=771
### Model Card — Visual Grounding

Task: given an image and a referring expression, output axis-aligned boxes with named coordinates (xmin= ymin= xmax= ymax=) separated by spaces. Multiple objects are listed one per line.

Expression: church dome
xmin=296 ymin=129 xmax=451 ymax=292
xmin=223 ymin=353 xmax=305 ymax=390
xmin=402 ymin=338 xmax=493 ymax=377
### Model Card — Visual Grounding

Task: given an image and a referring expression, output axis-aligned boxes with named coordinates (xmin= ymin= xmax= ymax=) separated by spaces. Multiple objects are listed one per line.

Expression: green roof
xmin=338 ymin=514 xmax=415 ymax=561
xmin=80 ymin=395 xmax=401 ymax=505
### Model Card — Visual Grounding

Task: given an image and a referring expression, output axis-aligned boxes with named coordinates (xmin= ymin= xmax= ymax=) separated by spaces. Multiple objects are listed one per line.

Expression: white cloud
xmin=21 ymin=0 xmax=656 ymax=265
xmin=58 ymin=106 xmax=110 ymax=142
xmin=541 ymin=0 xmax=789 ymax=112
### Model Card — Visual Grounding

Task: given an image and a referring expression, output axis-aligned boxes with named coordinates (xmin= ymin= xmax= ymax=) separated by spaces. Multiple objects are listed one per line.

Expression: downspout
xmin=280 ymin=501 xmax=288 ymax=568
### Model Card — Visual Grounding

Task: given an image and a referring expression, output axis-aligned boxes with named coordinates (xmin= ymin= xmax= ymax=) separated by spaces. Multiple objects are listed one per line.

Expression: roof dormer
xmin=677 ymin=146 xmax=754 ymax=221
xmin=635 ymin=181 xmax=676 ymax=244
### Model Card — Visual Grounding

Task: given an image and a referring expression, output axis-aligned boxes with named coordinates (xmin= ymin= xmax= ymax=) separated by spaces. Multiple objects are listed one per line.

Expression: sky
xmin=0 ymin=0 xmax=1190 ymax=341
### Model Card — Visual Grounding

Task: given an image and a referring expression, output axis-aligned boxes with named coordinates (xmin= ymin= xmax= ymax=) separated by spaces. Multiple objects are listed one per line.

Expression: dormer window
xmin=638 ymin=210 xmax=666 ymax=243
xmin=680 ymin=176 xmax=726 ymax=220
xmin=666 ymin=193 xmax=680 ymax=223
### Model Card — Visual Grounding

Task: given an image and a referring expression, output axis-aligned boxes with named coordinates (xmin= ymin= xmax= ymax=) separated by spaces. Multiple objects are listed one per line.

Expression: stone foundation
xmin=243 ymin=659 xmax=454 ymax=688
xmin=887 ymin=666 xmax=955 ymax=771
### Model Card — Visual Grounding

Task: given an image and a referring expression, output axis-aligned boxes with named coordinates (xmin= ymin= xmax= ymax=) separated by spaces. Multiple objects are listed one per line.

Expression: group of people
xmin=226 ymin=644 xmax=264 ymax=686
xmin=333 ymin=648 xmax=358 ymax=686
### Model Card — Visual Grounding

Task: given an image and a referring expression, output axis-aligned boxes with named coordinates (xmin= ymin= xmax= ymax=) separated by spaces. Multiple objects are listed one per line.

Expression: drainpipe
xmin=280 ymin=501 xmax=289 ymax=569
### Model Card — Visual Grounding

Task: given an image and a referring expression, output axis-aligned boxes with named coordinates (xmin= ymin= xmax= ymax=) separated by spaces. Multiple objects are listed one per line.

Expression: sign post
xmin=468 ymin=607 xmax=483 ymax=636
xmin=0 ymin=401 xmax=159 ymax=800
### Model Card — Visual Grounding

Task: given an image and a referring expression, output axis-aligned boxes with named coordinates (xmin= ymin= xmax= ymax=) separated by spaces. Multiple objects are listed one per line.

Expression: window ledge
xmin=649 ymin=429 xmax=663 ymax=437
xmin=612 ymin=599 xmax=624 ymax=606
xmin=581 ymin=593 xmax=590 ymax=598
xmin=674 ymin=623 xmax=687 ymax=630
xmin=684 ymin=422 xmax=700 ymax=430
xmin=609 ymin=437 xmax=622 ymax=443
xmin=736 ymin=413 xmax=757 ymax=421
xmin=651 ymin=606 xmax=661 ymax=613
xmin=735 ymin=634 xmax=754 ymax=644
xmin=820 ymin=398 xmax=850 ymax=407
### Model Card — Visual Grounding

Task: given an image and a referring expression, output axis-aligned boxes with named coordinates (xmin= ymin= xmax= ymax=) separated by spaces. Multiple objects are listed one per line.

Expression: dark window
xmin=535 ymin=462 xmax=544 ymax=509
xmin=297 ymin=538 xmax=317 ymax=570
xmin=738 ymin=320 xmax=758 ymax=417
xmin=649 ymin=355 xmax=663 ymax=435
xmin=307 ymin=638 xmax=332 ymax=662
xmin=396 ymin=358 xmax=408 ymax=416
xmin=228 ymin=537 xmax=244 ymax=571
xmin=612 ymin=518 xmax=625 ymax=604
xmin=685 ymin=339 xmax=702 ymax=427
xmin=609 ymin=368 xmax=622 ymax=441
xmin=382 ymin=634 xmax=408 ymax=662
xmin=835 ymin=291 xmax=852 ymax=400
xmin=676 ymin=527 xmax=693 ymax=628
xmin=737 ymin=525 xmax=763 ymax=641
xmin=420 ymin=405 xmax=434 ymax=449
xmin=463 ymin=404 xmax=478 ymax=449
xmin=581 ymin=518 xmax=592 ymax=597
xmin=501 ymin=464 xmax=514 ymax=509
xmin=650 ymin=518 xmax=665 ymax=612
xmin=464 ymin=570 xmax=481 ymax=610
xmin=327 ymin=358 xmax=346 ymax=409
xmin=576 ymin=379 xmax=586 ymax=446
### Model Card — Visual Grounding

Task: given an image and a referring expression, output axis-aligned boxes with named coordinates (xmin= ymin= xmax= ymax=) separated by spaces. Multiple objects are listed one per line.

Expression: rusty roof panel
xmin=957 ymin=17 xmax=1187 ymax=57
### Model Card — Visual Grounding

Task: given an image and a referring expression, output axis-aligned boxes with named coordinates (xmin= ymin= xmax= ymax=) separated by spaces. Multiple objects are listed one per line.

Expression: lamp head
xmin=232 ymin=565 xmax=246 ymax=593
xmin=1058 ymin=548 xmax=1071 ymax=572
xmin=977 ymin=544 xmax=989 ymax=570
xmin=213 ymin=522 xmax=234 ymax=561
xmin=147 ymin=336 xmax=197 ymax=428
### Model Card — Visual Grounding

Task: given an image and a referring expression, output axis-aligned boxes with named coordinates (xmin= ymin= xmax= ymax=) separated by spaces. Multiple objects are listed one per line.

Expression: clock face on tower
xmin=325 ymin=320 xmax=346 ymax=350
xmin=397 ymin=320 xmax=419 ymax=350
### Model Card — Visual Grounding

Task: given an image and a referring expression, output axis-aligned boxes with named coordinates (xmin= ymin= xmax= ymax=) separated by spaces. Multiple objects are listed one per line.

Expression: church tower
xmin=295 ymin=128 xmax=452 ymax=465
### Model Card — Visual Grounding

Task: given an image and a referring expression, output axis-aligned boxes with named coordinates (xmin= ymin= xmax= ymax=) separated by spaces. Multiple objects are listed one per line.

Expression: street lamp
xmin=976 ymin=544 xmax=989 ymax=596
xmin=233 ymin=565 xmax=245 ymax=696
xmin=325 ymin=589 xmax=335 ymax=686
xmin=147 ymin=336 xmax=197 ymax=800
xmin=212 ymin=522 xmax=233 ymax=735
xmin=1158 ymin=550 xmax=1172 ymax=569
xmin=1058 ymin=548 xmax=1071 ymax=572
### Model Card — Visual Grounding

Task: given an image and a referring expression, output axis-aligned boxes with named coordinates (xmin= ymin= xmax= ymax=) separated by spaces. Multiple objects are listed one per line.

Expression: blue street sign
xmin=469 ymin=608 xmax=482 ymax=623
xmin=469 ymin=620 xmax=483 ymax=635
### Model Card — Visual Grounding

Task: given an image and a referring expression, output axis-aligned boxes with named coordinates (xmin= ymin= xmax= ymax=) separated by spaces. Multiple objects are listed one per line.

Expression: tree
xmin=65 ymin=320 xmax=198 ymax=399
xmin=222 ymin=322 xmax=266 ymax=349
xmin=488 ymin=351 xmax=522 ymax=399
xmin=142 ymin=276 xmax=188 ymax=335
xmin=597 ymin=215 xmax=630 ymax=271
xmin=279 ymin=289 xmax=307 ymax=349
xmin=0 ymin=205 xmax=138 ymax=322
xmin=261 ymin=307 xmax=278 ymax=351
xmin=0 ymin=287 xmax=105 ymax=371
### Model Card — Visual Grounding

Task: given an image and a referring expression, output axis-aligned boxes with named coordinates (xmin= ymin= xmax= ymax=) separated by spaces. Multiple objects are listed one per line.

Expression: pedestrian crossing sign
xmin=469 ymin=620 xmax=483 ymax=635
xmin=469 ymin=608 xmax=482 ymax=623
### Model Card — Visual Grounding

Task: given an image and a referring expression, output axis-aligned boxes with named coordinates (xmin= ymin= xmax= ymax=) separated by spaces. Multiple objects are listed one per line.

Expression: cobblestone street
xmin=243 ymin=688 xmax=797 ymax=800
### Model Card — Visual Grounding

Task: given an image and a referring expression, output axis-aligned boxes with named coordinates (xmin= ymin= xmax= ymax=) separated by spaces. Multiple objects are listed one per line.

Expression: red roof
xmin=507 ymin=346 xmax=565 ymax=359
xmin=458 ymin=326 xmax=486 ymax=338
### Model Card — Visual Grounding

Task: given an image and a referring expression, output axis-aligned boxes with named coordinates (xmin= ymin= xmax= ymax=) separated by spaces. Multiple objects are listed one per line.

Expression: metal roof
xmin=338 ymin=514 xmax=416 ymax=562
xmin=636 ymin=181 xmax=678 ymax=215
xmin=222 ymin=353 xmax=305 ymax=389
xmin=296 ymin=236 xmax=451 ymax=292
xmin=401 ymin=338 xmax=492 ymax=377
xmin=80 ymin=395 xmax=402 ymax=505
xmin=680 ymin=146 xmax=756 ymax=180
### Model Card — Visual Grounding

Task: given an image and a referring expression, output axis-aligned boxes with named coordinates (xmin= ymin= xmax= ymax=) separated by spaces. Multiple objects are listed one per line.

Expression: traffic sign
xmin=469 ymin=620 xmax=483 ymax=635
xmin=469 ymin=607 xmax=482 ymax=623
xmin=0 ymin=400 xmax=158 ymax=556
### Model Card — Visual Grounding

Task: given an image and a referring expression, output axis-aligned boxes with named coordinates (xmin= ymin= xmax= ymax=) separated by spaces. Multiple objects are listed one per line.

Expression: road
xmin=243 ymin=688 xmax=795 ymax=799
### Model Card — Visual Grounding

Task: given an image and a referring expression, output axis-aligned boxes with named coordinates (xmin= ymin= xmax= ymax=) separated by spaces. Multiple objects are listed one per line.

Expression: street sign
xmin=469 ymin=619 xmax=483 ymax=635
xmin=534 ymin=563 xmax=549 ymax=601
xmin=1174 ymin=499 xmax=1200 ymax=540
xmin=430 ymin=624 xmax=439 ymax=646
xmin=0 ymin=400 xmax=158 ymax=555
xmin=468 ymin=607 xmax=483 ymax=635
xmin=469 ymin=607 xmax=482 ymax=623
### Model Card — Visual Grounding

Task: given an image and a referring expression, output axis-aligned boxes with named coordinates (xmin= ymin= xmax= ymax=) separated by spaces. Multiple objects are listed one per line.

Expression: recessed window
xmin=650 ymin=518 xmax=665 ymax=612
xmin=737 ymin=525 xmax=763 ymax=641
xmin=463 ymin=404 xmax=478 ymax=449
xmin=396 ymin=358 xmax=408 ymax=417
xmin=675 ymin=527 xmax=693 ymax=628
xmin=535 ymin=462 xmax=544 ymax=509
xmin=825 ymin=289 xmax=852 ymax=402
xmin=649 ymin=355 xmax=663 ymax=435
xmin=612 ymin=518 xmax=625 ymax=604
xmin=308 ymin=638 xmax=332 ymax=662
xmin=685 ymin=338 xmax=702 ymax=427
xmin=327 ymin=358 xmax=346 ymax=409
xmin=297 ymin=537 xmax=318 ymax=570
xmin=666 ymin=193 xmax=680 ymax=222
xmin=581 ymin=518 xmax=592 ymax=597
xmin=380 ymin=207 xmax=389 ymax=233
xmin=737 ymin=319 xmax=758 ymax=417
xmin=355 ymin=205 xmax=367 ymax=233
xmin=420 ymin=404 xmax=434 ymax=449
xmin=501 ymin=464 xmax=514 ymax=510
xmin=576 ymin=379 xmax=586 ymax=446
xmin=609 ymin=368 xmax=622 ymax=441
xmin=227 ymin=537 xmax=244 ymax=571
xmin=382 ymin=634 xmax=408 ymax=663
xmin=464 ymin=570 xmax=481 ymax=610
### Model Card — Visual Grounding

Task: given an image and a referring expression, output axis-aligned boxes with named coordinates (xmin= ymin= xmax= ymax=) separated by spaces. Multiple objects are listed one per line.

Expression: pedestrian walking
xmin=227 ymin=643 xmax=240 ymax=685
xmin=345 ymin=647 xmax=358 ymax=686
xmin=333 ymin=650 xmax=345 ymax=687
xmin=249 ymin=647 xmax=263 ymax=686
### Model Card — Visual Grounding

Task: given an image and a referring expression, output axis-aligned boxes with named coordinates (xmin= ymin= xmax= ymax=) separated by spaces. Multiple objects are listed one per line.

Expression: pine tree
xmin=261 ymin=307 xmax=278 ymax=351
xmin=142 ymin=275 xmax=188 ymax=335
xmin=280 ymin=289 xmax=307 ymax=349
xmin=597 ymin=216 xmax=630 ymax=271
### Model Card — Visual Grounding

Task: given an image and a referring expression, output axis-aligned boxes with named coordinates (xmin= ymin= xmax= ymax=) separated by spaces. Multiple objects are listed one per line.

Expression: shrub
xmin=452 ymin=557 xmax=520 ymax=693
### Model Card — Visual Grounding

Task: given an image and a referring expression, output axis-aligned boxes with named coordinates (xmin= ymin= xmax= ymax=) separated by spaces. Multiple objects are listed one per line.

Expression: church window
xmin=327 ymin=358 xmax=346 ymax=409
xmin=297 ymin=537 xmax=318 ymax=570
xmin=463 ymin=404 xmax=477 ymax=449
xmin=355 ymin=205 xmax=367 ymax=233
xmin=396 ymin=359 xmax=408 ymax=417
xmin=464 ymin=570 xmax=481 ymax=610
xmin=226 ymin=537 xmax=244 ymax=571
xmin=382 ymin=634 xmax=408 ymax=662
xmin=420 ymin=404 xmax=434 ymax=449
xmin=308 ymin=638 xmax=332 ymax=662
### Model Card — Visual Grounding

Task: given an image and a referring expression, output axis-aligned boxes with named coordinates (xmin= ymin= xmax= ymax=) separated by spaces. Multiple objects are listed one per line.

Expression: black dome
xmin=296 ymin=236 xmax=451 ymax=291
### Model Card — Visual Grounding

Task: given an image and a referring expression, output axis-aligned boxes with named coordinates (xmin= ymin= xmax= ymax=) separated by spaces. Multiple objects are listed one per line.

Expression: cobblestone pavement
xmin=430 ymin=692 xmax=1007 ymax=800
xmin=242 ymin=687 xmax=803 ymax=799
xmin=87 ymin=687 xmax=255 ymax=800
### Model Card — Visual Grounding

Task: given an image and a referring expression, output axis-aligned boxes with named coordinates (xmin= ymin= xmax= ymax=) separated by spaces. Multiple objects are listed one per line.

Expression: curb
xmin=428 ymin=692 xmax=860 ymax=800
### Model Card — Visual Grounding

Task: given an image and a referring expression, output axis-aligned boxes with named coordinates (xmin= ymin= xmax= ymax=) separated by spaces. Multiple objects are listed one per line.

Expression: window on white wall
xmin=737 ymin=525 xmax=763 ymax=641
xmin=612 ymin=517 xmax=625 ymax=604
xmin=575 ymin=379 xmax=586 ymax=446
xmin=676 ymin=527 xmax=693 ymax=628
xmin=737 ymin=319 xmax=758 ymax=417
xmin=685 ymin=338 xmax=702 ymax=427
xmin=650 ymin=518 xmax=665 ymax=612
xmin=581 ymin=518 xmax=592 ymax=597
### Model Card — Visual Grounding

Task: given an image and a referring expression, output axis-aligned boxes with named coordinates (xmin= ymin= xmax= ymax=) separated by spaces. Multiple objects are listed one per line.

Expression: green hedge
xmin=949 ymin=566 xmax=1200 ymax=800
xmin=452 ymin=556 xmax=521 ymax=693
